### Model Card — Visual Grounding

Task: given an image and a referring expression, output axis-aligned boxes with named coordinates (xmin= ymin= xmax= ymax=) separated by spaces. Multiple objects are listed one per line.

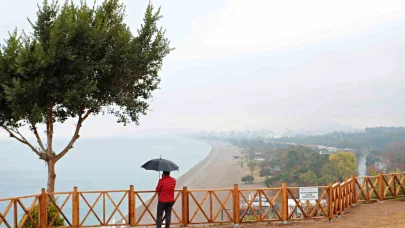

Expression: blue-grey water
xmin=0 ymin=136 xmax=210 ymax=226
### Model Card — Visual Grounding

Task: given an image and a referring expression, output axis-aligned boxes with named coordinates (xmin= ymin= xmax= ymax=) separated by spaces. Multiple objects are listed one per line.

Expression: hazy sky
xmin=1 ymin=0 xmax=405 ymax=138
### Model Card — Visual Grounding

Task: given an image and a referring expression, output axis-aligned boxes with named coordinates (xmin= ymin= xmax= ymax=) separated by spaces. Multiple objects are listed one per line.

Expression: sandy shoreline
xmin=121 ymin=140 xmax=244 ymax=225
xmin=175 ymin=140 xmax=243 ymax=189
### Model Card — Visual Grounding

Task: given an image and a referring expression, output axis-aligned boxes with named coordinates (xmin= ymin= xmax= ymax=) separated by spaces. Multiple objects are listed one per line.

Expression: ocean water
xmin=0 ymin=136 xmax=210 ymax=196
xmin=0 ymin=136 xmax=210 ymax=226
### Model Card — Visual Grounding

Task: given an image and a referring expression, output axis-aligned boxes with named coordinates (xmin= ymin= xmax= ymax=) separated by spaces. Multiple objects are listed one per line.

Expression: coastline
xmin=173 ymin=140 xmax=213 ymax=187
xmin=175 ymin=140 xmax=242 ymax=189
xmin=121 ymin=139 xmax=243 ymax=225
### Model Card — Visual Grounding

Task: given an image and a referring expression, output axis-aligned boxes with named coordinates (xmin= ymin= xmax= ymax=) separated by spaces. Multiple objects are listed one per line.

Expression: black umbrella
xmin=141 ymin=158 xmax=179 ymax=172
xmin=141 ymin=157 xmax=178 ymax=222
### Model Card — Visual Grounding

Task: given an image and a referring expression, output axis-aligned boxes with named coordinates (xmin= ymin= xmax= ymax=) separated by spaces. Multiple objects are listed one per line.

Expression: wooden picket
xmin=238 ymin=188 xmax=282 ymax=222
xmin=0 ymin=194 xmax=40 ymax=228
xmin=0 ymin=172 xmax=404 ymax=227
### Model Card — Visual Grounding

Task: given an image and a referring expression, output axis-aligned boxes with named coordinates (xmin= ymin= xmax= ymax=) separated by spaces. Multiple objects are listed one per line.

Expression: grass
xmin=388 ymin=196 xmax=405 ymax=201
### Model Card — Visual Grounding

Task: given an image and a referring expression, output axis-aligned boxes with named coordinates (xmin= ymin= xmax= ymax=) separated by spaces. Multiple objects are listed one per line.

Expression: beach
xmin=176 ymin=140 xmax=242 ymax=189
xmin=130 ymin=140 xmax=244 ymax=225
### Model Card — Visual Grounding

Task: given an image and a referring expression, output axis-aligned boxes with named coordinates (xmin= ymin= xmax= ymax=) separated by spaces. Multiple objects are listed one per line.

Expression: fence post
xmin=233 ymin=184 xmax=240 ymax=228
xmin=337 ymin=183 xmax=342 ymax=219
xmin=281 ymin=182 xmax=288 ymax=224
xmin=39 ymin=188 xmax=47 ymax=228
xmin=182 ymin=186 xmax=189 ymax=227
xmin=365 ymin=178 xmax=370 ymax=202
xmin=340 ymin=180 xmax=346 ymax=211
xmin=72 ymin=187 xmax=79 ymax=228
xmin=129 ymin=185 xmax=135 ymax=227
xmin=378 ymin=173 xmax=384 ymax=203
xmin=347 ymin=179 xmax=350 ymax=209
xmin=351 ymin=175 xmax=357 ymax=206
xmin=328 ymin=183 xmax=333 ymax=222
xmin=344 ymin=178 xmax=348 ymax=211
xmin=393 ymin=174 xmax=397 ymax=197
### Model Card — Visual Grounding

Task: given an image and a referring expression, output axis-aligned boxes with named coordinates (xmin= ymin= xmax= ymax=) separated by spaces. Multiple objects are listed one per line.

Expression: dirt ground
xmin=215 ymin=200 xmax=405 ymax=228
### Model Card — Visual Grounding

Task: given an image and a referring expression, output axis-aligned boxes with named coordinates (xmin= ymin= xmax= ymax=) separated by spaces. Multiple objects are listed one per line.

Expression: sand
xmin=176 ymin=140 xmax=243 ymax=189
xmin=125 ymin=140 xmax=244 ymax=226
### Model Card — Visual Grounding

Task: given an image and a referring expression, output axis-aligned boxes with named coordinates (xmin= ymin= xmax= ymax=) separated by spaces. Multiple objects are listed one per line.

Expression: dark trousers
xmin=156 ymin=201 xmax=174 ymax=228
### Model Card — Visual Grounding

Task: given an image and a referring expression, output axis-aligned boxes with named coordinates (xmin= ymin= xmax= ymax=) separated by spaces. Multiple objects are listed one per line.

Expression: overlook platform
xmin=0 ymin=172 xmax=404 ymax=227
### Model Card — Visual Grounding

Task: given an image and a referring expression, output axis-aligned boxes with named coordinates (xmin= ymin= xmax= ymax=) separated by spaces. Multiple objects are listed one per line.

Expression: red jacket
xmin=155 ymin=175 xmax=176 ymax=202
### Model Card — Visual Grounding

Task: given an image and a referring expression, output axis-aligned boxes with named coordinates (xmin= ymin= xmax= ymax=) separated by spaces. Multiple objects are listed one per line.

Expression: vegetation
xmin=198 ymin=127 xmax=405 ymax=181
xmin=0 ymin=0 xmax=171 ymax=193
xmin=385 ymin=141 xmax=405 ymax=171
xmin=239 ymin=143 xmax=359 ymax=187
xmin=241 ymin=175 xmax=254 ymax=184
xmin=20 ymin=204 xmax=64 ymax=228
xmin=269 ymin=127 xmax=405 ymax=152
xmin=247 ymin=160 xmax=258 ymax=175
xmin=266 ymin=146 xmax=357 ymax=185
xmin=327 ymin=152 xmax=358 ymax=181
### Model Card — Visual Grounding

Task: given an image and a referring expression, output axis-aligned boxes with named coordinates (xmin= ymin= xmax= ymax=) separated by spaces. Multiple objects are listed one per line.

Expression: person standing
xmin=156 ymin=171 xmax=176 ymax=228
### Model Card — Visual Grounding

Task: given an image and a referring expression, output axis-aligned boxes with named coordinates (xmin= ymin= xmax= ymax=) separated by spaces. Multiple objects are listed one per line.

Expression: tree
xmin=367 ymin=165 xmax=382 ymax=176
xmin=246 ymin=175 xmax=254 ymax=184
xmin=0 ymin=0 xmax=172 ymax=193
xmin=317 ymin=174 xmax=335 ymax=186
xmin=247 ymin=160 xmax=258 ymax=175
xmin=259 ymin=160 xmax=270 ymax=169
xmin=247 ymin=175 xmax=254 ymax=183
xmin=264 ymin=176 xmax=273 ymax=187
xmin=259 ymin=168 xmax=271 ymax=177
xmin=329 ymin=152 xmax=358 ymax=181
xmin=299 ymin=170 xmax=317 ymax=185
xmin=241 ymin=175 xmax=254 ymax=184
xmin=20 ymin=204 xmax=64 ymax=228
xmin=366 ymin=150 xmax=382 ymax=168
xmin=385 ymin=141 xmax=405 ymax=171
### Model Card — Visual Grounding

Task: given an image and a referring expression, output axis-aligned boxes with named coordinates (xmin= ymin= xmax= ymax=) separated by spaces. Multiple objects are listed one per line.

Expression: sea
xmin=0 ymin=136 xmax=210 ymax=225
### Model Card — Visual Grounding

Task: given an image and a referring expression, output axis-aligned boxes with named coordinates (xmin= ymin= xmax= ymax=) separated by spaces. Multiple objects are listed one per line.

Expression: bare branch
xmin=55 ymin=107 xmax=95 ymax=162
xmin=8 ymin=128 xmax=27 ymax=141
xmin=83 ymin=108 xmax=94 ymax=120
xmin=30 ymin=122 xmax=46 ymax=153
xmin=1 ymin=124 xmax=45 ymax=159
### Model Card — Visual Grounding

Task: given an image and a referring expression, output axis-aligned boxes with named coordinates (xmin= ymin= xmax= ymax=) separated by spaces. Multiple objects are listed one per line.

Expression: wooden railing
xmin=0 ymin=172 xmax=404 ymax=227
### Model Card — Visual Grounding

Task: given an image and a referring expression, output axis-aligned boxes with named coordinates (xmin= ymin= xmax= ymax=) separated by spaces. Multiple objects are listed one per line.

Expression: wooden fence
xmin=0 ymin=172 xmax=404 ymax=227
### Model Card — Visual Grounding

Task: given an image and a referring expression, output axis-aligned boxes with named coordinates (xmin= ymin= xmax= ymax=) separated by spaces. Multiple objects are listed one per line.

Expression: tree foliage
xmin=0 ymin=0 xmax=172 ymax=192
xmin=247 ymin=160 xmax=258 ymax=175
xmin=20 ymin=204 xmax=64 ymax=228
xmin=268 ymin=127 xmax=405 ymax=152
xmin=329 ymin=152 xmax=358 ymax=181
xmin=241 ymin=175 xmax=254 ymax=184
xmin=235 ymin=142 xmax=359 ymax=187
xmin=385 ymin=141 xmax=405 ymax=171
xmin=299 ymin=170 xmax=317 ymax=185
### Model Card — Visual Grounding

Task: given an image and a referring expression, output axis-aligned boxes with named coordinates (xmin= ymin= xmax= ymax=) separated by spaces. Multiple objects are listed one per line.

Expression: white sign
xmin=299 ymin=187 xmax=318 ymax=200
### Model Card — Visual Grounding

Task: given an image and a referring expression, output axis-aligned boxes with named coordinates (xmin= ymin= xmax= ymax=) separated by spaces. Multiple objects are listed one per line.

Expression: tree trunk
xmin=47 ymin=158 xmax=56 ymax=193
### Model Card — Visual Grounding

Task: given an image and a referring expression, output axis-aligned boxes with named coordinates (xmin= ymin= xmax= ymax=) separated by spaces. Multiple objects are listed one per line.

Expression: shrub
xmin=259 ymin=168 xmax=272 ymax=177
xmin=241 ymin=175 xmax=254 ymax=184
xmin=20 ymin=203 xmax=65 ymax=228
xmin=264 ymin=177 xmax=273 ymax=187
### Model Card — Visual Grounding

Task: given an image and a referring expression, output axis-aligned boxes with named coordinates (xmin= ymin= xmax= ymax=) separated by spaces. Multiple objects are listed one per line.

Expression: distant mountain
xmin=276 ymin=122 xmax=359 ymax=138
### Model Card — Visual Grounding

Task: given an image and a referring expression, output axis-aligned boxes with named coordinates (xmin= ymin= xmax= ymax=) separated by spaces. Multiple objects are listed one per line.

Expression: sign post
xmin=299 ymin=187 xmax=319 ymax=200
